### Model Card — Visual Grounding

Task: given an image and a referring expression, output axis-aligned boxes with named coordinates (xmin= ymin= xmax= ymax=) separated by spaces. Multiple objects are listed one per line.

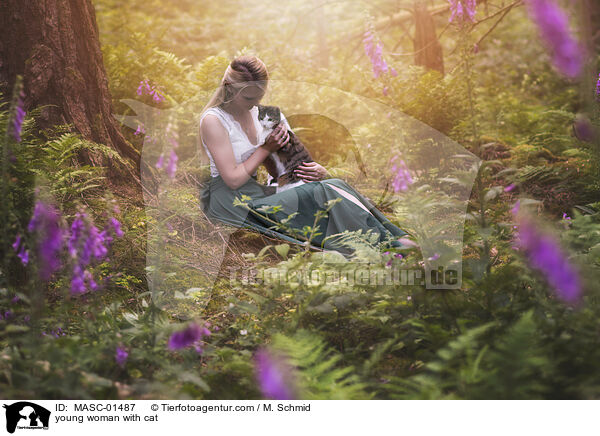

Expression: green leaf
xmin=275 ymin=243 xmax=290 ymax=258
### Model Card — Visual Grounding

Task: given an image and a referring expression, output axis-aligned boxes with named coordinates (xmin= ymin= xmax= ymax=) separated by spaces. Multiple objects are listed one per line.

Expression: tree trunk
xmin=413 ymin=1 xmax=444 ymax=75
xmin=589 ymin=0 xmax=600 ymax=51
xmin=0 ymin=0 xmax=156 ymax=202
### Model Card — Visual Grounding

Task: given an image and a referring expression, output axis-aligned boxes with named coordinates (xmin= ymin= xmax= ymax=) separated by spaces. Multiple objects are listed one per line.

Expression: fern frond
xmin=271 ymin=330 xmax=371 ymax=400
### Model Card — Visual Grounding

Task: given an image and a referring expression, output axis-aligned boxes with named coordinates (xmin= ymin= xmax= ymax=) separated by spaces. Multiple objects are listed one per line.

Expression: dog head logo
xmin=3 ymin=402 xmax=50 ymax=433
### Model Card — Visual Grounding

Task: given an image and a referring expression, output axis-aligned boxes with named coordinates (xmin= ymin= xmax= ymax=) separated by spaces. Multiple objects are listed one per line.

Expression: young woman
xmin=198 ymin=55 xmax=406 ymax=255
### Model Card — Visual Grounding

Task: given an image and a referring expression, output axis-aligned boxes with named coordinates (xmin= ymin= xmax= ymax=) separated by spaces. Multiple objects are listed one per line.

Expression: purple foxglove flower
xmin=27 ymin=201 xmax=64 ymax=280
xmin=83 ymin=269 xmax=98 ymax=291
xmin=465 ymin=0 xmax=476 ymax=21
xmin=168 ymin=322 xmax=208 ymax=350
xmin=68 ymin=212 xmax=114 ymax=295
xmin=77 ymin=220 xmax=108 ymax=264
xmin=11 ymin=295 xmax=19 ymax=304
xmin=562 ymin=212 xmax=571 ymax=220
xmin=115 ymin=346 xmax=128 ymax=367
xmin=448 ymin=0 xmax=463 ymax=22
xmin=254 ymin=348 xmax=296 ymax=400
xmin=109 ymin=217 xmax=124 ymax=238
xmin=516 ymin=217 xmax=581 ymax=302
xmin=155 ymin=153 xmax=164 ymax=169
xmin=573 ymin=115 xmax=596 ymax=142
xmin=17 ymin=247 xmax=29 ymax=265
xmin=448 ymin=0 xmax=477 ymax=23
xmin=166 ymin=149 xmax=178 ymax=179
xmin=523 ymin=0 xmax=583 ymax=78
xmin=137 ymin=79 xmax=152 ymax=96
xmin=9 ymin=85 xmax=26 ymax=142
xmin=511 ymin=200 xmax=521 ymax=215
xmin=12 ymin=235 xmax=21 ymax=251
xmin=12 ymin=234 xmax=29 ymax=265
xmin=390 ymin=155 xmax=414 ymax=192
xmin=71 ymin=264 xmax=86 ymax=295
xmin=100 ymin=228 xmax=113 ymax=246
xmin=504 ymin=183 xmax=516 ymax=192
xmin=134 ymin=124 xmax=145 ymax=135
xmin=137 ymin=79 xmax=165 ymax=103
xmin=363 ymin=30 xmax=395 ymax=79
xmin=68 ymin=215 xmax=85 ymax=258
xmin=152 ymin=89 xmax=165 ymax=103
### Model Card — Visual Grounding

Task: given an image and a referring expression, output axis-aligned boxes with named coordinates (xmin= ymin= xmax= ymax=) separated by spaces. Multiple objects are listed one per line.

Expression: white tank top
xmin=199 ymin=105 xmax=290 ymax=178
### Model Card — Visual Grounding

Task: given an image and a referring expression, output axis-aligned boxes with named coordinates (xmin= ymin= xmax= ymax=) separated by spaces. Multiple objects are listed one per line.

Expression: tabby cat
xmin=257 ymin=104 xmax=313 ymax=192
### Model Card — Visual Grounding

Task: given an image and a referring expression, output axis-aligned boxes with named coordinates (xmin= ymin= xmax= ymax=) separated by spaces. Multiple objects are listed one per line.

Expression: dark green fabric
xmin=200 ymin=175 xmax=407 ymax=256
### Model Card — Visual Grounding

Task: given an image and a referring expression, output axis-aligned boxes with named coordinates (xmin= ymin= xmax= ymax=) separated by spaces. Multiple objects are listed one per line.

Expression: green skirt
xmin=200 ymin=175 xmax=407 ymax=256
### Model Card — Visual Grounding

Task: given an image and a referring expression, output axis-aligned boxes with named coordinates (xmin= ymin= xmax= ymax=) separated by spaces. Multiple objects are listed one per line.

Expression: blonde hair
xmin=200 ymin=55 xmax=269 ymax=117
xmin=197 ymin=55 xmax=269 ymax=177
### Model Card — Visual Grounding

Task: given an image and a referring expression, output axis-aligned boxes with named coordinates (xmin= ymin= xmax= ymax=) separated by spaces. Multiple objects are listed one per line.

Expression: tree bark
xmin=413 ymin=1 xmax=444 ymax=75
xmin=0 ymin=0 xmax=156 ymax=202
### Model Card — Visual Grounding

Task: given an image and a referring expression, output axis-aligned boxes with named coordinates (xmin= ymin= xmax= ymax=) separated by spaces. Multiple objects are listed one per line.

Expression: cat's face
xmin=257 ymin=105 xmax=281 ymax=130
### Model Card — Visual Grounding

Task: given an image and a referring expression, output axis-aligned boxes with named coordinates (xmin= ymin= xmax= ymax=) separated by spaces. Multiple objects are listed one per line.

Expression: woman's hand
xmin=294 ymin=161 xmax=329 ymax=182
xmin=261 ymin=123 xmax=290 ymax=153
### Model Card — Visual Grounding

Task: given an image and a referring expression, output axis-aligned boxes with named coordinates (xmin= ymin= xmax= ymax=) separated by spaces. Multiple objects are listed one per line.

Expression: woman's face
xmin=230 ymin=85 xmax=266 ymax=111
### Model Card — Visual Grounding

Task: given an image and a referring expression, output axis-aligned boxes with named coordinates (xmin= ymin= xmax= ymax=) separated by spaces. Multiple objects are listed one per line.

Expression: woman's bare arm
xmin=201 ymin=114 xmax=272 ymax=190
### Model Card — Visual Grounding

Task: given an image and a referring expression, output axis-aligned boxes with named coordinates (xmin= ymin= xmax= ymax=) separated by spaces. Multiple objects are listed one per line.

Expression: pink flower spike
xmin=155 ymin=153 xmax=164 ymax=169
xmin=511 ymin=200 xmax=521 ymax=216
xmin=523 ymin=0 xmax=583 ymax=78
xmin=166 ymin=149 xmax=178 ymax=179
xmin=12 ymin=234 xmax=21 ymax=251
